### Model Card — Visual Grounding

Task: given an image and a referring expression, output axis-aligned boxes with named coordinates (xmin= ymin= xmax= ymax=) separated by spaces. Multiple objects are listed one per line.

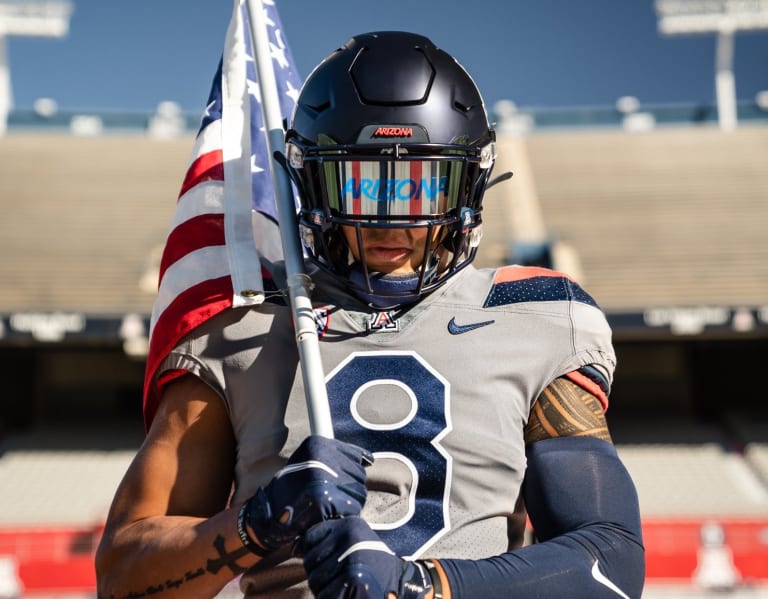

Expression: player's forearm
xmin=96 ymin=506 xmax=257 ymax=598
xmin=436 ymin=437 xmax=645 ymax=598
xmin=437 ymin=527 xmax=644 ymax=598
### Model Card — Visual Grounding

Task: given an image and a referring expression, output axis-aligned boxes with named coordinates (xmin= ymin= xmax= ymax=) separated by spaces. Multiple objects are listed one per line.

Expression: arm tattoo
xmin=525 ymin=377 xmax=612 ymax=444
xmin=98 ymin=535 xmax=250 ymax=599
xmin=206 ymin=534 xmax=251 ymax=575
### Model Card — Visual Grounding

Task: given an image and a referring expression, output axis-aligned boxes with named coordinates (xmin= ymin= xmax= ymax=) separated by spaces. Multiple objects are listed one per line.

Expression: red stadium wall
xmin=0 ymin=526 xmax=100 ymax=595
xmin=0 ymin=519 xmax=766 ymax=593
xmin=643 ymin=519 xmax=768 ymax=583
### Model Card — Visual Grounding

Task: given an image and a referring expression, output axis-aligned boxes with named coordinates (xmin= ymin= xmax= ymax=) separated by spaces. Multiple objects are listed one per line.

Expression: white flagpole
xmin=244 ymin=0 xmax=334 ymax=438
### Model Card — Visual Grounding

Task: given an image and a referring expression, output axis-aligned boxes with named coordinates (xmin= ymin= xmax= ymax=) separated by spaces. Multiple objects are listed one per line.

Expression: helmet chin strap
xmin=347 ymin=268 xmax=422 ymax=309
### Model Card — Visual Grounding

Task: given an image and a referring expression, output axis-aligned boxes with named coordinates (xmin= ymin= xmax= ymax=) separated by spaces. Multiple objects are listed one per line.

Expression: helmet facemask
xmin=286 ymin=138 xmax=495 ymax=305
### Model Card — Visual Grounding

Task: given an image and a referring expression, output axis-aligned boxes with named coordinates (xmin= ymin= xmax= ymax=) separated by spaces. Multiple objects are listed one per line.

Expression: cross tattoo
xmin=206 ymin=534 xmax=252 ymax=575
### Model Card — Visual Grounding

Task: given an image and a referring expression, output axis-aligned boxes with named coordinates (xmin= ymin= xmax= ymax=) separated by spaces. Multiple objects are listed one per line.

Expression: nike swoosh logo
xmin=591 ymin=560 xmax=630 ymax=599
xmin=447 ymin=317 xmax=495 ymax=335
xmin=274 ymin=460 xmax=338 ymax=480
xmin=337 ymin=540 xmax=395 ymax=562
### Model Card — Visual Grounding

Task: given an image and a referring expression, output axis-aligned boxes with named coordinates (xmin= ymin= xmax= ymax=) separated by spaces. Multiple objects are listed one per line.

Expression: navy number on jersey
xmin=325 ymin=351 xmax=451 ymax=557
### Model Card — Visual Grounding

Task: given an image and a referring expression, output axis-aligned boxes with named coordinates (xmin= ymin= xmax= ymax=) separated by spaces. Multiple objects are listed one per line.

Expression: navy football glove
xmin=239 ymin=436 xmax=373 ymax=554
xmin=302 ymin=516 xmax=433 ymax=599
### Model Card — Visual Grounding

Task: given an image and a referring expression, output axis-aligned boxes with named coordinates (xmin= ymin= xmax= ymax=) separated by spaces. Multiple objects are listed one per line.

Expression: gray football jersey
xmin=158 ymin=264 xmax=616 ymax=598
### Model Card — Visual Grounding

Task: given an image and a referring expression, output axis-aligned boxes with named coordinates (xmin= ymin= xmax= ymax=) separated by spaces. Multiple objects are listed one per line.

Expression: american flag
xmin=142 ymin=0 xmax=302 ymax=427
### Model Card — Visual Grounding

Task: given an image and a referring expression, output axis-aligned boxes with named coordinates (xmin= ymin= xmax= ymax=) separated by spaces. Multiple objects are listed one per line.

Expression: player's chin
xmin=365 ymin=251 xmax=416 ymax=273
xmin=372 ymin=262 xmax=421 ymax=276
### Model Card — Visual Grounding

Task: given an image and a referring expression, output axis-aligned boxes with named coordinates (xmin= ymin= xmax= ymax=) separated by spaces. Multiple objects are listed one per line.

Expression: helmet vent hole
xmin=306 ymin=101 xmax=331 ymax=114
xmin=453 ymin=100 xmax=473 ymax=113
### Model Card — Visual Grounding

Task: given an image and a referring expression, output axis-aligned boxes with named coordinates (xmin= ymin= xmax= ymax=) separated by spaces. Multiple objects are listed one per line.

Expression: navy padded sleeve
xmin=439 ymin=437 xmax=645 ymax=598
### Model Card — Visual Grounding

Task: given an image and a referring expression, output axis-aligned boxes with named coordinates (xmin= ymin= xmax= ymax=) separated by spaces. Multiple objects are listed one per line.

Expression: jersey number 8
xmin=326 ymin=351 xmax=452 ymax=557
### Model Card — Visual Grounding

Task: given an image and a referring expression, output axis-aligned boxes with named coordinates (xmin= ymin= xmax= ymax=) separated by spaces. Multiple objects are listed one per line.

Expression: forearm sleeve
xmin=438 ymin=437 xmax=645 ymax=598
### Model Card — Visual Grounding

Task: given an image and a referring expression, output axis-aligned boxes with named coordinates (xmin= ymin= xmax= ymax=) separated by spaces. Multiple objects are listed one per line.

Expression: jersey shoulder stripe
xmin=565 ymin=366 xmax=611 ymax=410
xmin=484 ymin=265 xmax=599 ymax=308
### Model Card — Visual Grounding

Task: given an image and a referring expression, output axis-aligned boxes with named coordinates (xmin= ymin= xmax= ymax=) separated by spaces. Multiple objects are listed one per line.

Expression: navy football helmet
xmin=284 ymin=31 xmax=496 ymax=303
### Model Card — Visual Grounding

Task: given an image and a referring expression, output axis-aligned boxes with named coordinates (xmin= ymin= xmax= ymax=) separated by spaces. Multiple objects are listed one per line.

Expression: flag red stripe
xmin=143 ymin=275 xmax=233 ymax=427
xmin=410 ymin=161 xmax=421 ymax=215
xmin=143 ymin=0 xmax=300 ymax=428
xmin=179 ymin=150 xmax=225 ymax=198
xmin=352 ymin=161 xmax=361 ymax=215
xmin=158 ymin=213 xmax=226 ymax=282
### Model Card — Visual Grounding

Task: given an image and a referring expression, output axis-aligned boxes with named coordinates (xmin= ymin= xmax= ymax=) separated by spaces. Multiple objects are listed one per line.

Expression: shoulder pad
xmin=484 ymin=266 xmax=599 ymax=308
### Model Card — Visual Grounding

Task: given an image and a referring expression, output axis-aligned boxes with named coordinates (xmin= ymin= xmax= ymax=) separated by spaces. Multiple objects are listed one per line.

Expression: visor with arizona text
xmin=319 ymin=159 xmax=467 ymax=222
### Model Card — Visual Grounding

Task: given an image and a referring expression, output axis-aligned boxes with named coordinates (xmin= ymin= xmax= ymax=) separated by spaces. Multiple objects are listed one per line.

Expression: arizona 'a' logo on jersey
xmin=368 ymin=311 xmax=399 ymax=332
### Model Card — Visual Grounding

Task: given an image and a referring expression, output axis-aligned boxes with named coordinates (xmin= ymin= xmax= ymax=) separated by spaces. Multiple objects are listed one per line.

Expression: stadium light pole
xmin=0 ymin=0 xmax=73 ymax=135
xmin=655 ymin=0 xmax=768 ymax=131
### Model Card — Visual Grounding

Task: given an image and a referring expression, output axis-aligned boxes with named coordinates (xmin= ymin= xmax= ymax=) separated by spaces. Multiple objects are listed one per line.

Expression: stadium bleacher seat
xmin=617 ymin=443 xmax=768 ymax=517
xmin=0 ymin=430 xmax=140 ymax=527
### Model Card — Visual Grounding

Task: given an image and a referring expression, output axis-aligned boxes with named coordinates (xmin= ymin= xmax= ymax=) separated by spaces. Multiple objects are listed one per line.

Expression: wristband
xmin=400 ymin=560 xmax=433 ymax=599
xmin=422 ymin=560 xmax=444 ymax=599
xmin=236 ymin=500 xmax=271 ymax=557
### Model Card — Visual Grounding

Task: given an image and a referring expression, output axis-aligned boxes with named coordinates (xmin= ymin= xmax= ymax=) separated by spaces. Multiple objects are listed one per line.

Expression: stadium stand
xmin=0 ymin=135 xmax=190 ymax=314
xmin=1 ymin=126 xmax=767 ymax=317
xmin=0 ymin=428 xmax=141 ymax=594
xmin=1 ymin=111 xmax=767 ymax=596
xmin=484 ymin=125 xmax=768 ymax=310
xmin=745 ymin=444 xmax=768 ymax=487
xmin=0 ymin=429 xmax=139 ymax=526
xmin=617 ymin=442 xmax=768 ymax=516
xmin=727 ymin=412 xmax=768 ymax=491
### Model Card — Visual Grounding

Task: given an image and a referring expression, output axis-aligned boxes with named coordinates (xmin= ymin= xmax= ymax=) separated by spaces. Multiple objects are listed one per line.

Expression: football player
xmin=96 ymin=31 xmax=644 ymax=598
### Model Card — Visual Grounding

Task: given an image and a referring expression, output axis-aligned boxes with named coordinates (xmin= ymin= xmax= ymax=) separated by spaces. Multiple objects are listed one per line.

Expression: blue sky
xmin=7 ymin=0 xmax=768 ymax=115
